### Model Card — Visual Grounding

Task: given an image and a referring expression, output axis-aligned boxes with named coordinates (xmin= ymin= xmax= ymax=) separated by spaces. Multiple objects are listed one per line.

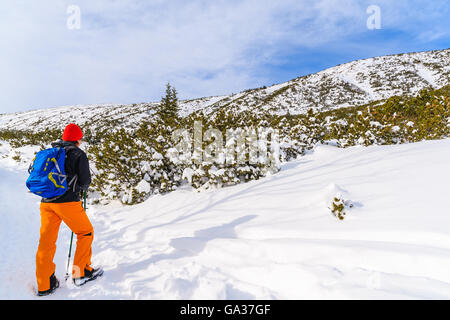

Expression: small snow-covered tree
xmin=157 ymin=82 xmax=179 ymax=122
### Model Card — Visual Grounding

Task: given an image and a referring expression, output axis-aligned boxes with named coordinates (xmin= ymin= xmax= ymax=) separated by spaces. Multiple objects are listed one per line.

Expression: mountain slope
xmin=200 ymin=48 xmax=450 ymax=118
xmin=1 ymin=48 xmax=449 ymax=132
xmin=2 ymin=138 xmax=450 ymax=299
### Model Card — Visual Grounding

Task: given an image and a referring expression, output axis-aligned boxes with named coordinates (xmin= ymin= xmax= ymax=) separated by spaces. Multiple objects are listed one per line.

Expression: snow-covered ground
xmin=1 ymin=139 xmax=450 ymax=299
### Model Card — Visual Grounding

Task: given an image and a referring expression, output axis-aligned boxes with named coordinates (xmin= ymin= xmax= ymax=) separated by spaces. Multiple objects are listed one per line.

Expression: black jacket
xmin=41 ymin=141 xmax=91 ymax=203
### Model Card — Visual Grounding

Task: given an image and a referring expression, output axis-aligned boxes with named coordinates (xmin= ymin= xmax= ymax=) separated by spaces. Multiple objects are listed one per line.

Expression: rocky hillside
xmin=0 ymin=48 xmax=448 ymax=132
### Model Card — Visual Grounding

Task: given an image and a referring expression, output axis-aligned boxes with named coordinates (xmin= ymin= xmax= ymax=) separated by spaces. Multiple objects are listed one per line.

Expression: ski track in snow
xmin=1 ymin=139 xmax=450 ymax=299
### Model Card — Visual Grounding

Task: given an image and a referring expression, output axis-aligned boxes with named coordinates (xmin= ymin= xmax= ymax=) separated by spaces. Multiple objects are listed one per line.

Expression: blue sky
xmin=0 ymin=0 xmax=449 ymax=113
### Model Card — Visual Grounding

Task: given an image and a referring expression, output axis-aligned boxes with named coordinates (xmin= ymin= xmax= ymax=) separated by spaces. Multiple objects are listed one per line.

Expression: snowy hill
xmin=0 ymin=48 xmax=449 ymax=132
xmin=2 ymin=138 xmax=450 ymax=299
xmin=0 ymin=47 xmax=449 ymax=299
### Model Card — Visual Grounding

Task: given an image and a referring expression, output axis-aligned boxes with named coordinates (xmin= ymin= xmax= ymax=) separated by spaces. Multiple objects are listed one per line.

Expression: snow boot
xmin=73 ymin=267 xmax=104 ymax=287
xmin=37 ymin=273 xmax=59 ymax=297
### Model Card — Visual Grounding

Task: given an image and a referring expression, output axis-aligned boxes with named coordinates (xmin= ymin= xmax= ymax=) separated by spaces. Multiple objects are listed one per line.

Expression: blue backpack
xmin=26 ymin=147 xmax=72 ymax=199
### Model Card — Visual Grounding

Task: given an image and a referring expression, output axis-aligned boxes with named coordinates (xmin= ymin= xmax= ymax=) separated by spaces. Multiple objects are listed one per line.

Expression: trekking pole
xmin=65 ymin=232 xmax=74 ymax=281
xmin=65 ymin=191 xmax=87 ymax=281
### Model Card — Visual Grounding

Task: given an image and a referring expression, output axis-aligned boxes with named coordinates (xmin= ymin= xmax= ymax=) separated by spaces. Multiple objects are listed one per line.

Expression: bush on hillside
xmin=0 ymin=86 xmax=448 ymax=204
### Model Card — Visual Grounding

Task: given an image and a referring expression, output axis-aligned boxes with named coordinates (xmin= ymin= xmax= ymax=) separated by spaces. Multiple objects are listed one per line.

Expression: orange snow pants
xmin=36 ymin=202 xmax=94 ymax=291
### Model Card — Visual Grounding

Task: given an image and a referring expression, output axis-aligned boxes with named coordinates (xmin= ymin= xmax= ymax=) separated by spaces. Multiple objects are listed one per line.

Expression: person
xmin=36 ymin=123 xmax=102 ymax=296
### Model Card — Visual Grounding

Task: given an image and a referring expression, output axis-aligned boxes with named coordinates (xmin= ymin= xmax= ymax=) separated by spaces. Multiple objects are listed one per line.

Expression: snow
xmin=415 ymin=64 xmax=438 ymax=88
xmin=1 ymin=49 xmax=448 ymax=132
xmin=1 ymin=139 xmax=450 ymax=299
xmin=136 ymin=180 xmax=151 ymax=194
xmin=182 ymin=168 xmax=194 ymax=183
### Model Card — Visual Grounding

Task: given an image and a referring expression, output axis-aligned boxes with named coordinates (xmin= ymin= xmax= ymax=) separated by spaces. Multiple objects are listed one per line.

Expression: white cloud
xmin=0 ymin=0 xmax=448 ymax=113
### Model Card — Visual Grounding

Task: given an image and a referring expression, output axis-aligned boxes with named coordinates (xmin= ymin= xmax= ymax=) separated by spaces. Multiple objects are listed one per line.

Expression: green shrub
xmin=0 ymin=85 xmax=448 ymax=204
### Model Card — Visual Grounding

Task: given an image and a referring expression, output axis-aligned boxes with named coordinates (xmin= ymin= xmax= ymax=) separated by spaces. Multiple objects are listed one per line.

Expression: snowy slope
xmin=0 ymin=48 xmax=448 ymax=132
xmin=1 ymin=138 xmax=450 ymax=299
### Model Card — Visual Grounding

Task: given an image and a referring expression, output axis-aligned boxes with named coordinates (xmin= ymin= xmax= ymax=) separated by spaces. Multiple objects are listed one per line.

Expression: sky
xmin=0 ymin=0 xmax=449 ymax=114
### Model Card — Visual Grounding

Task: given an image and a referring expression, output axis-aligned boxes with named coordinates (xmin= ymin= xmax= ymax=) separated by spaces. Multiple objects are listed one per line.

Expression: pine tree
xmin=157 ymin=82 xmax=179 ymax=121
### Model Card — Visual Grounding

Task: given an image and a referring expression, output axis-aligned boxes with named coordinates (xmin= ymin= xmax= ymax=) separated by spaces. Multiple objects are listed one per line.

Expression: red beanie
xmin=62 ymin=123 xmax=83 ymax=142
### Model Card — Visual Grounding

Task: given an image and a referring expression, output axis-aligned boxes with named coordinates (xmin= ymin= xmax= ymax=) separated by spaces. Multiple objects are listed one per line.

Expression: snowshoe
xmin=73 ymin=266 xmax=104 ymax=287
xmin=37 ymin=273 xmax=60 ymax=297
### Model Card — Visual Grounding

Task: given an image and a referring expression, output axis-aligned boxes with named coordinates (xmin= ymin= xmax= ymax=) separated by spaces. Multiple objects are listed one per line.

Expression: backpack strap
xmin=28 ymin=156 xmax=36 ymax=174
xmin=44 ymin=194 xmax=64 ymax=202
xmin=63 ymin=145 xmax=79 ymax=192
xmin=68 ymin=175 xmax=78 ymax=192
